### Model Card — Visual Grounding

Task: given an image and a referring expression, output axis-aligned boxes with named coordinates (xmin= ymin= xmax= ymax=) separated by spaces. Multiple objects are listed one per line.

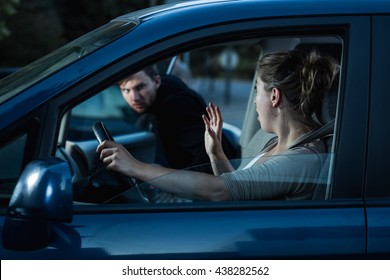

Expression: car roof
xmin=115 ymin=0 xmax=390 ymax=24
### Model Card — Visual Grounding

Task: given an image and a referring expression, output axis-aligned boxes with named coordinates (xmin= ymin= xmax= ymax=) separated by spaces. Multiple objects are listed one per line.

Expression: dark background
xmin=0 ymin=0 xmax=258 ymax=80
xmin=0 ymin=0 xmax=166 ymax=67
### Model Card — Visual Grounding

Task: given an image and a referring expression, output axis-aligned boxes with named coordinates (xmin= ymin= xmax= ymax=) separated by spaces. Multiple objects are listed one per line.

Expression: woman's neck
xmin=271 ymin=121 xmax=311 ymax=155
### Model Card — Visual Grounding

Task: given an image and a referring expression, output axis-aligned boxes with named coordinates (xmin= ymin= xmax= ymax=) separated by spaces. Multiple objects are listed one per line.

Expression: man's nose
xmin=130 ymin=90 xmax=141 ymax=101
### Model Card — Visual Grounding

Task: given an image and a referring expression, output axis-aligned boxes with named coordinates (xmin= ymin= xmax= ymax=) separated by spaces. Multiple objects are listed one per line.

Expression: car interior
xmin=55 ymin=34 xmax=342 ymax=205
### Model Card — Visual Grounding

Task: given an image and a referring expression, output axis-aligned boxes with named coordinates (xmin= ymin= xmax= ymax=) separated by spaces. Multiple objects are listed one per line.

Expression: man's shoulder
xmin=158 ymin=75 xmax=206 ymax=107
xmin=160 ymin=74 xmax=188 ymax=92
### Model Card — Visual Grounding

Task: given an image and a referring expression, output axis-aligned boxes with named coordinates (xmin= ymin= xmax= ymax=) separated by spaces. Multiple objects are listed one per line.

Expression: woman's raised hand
xmin=202 ymin=102 xmax=224 ymax=158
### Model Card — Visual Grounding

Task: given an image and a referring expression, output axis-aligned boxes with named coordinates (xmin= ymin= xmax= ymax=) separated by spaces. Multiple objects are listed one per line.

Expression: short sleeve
xmin=221 ymin=147 xmax=326 ymax=201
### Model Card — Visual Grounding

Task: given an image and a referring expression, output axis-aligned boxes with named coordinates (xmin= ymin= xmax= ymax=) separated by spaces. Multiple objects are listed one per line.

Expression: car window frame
xmin=45 ymin=15 xmax=370 ymax=212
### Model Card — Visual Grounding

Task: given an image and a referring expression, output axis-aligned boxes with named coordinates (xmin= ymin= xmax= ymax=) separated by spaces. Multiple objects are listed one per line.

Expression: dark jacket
xmin=149 ymin=75 xmax=237 ymax=171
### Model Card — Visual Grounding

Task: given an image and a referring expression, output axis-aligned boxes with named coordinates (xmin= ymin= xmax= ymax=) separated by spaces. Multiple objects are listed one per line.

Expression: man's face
xmin=119 ymin=71 xmax=161 ymax=114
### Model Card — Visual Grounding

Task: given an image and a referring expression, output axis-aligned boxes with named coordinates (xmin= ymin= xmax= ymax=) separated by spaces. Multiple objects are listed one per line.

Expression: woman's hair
xmin=257 ymin=49 xmax=339 ymax=127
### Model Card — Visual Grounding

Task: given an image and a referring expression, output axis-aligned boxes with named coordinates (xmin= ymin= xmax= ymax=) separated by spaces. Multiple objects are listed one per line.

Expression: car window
xmin=0 ymin=134 xmax=27 ymax=182
xmin=181 ymin=44 xmax=260 ymax=129
xmin=69 ymin=43 xmax=259 ymax=141
xmin=65 ymin=34 xmax=342 ymax=206
xmin=69 ymin=86 xmax=141 ymax=141
xmin=0 ymin=132 xmax=34 ymax=208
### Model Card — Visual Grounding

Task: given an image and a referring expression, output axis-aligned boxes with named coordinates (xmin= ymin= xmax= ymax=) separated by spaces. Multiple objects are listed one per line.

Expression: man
xmin=118 ymin=65 xmax=237 ymax=171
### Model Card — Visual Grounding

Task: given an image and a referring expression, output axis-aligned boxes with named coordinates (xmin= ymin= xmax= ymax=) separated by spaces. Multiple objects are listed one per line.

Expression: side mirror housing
xmin=2 ymin=158 xmax=73 ymax=251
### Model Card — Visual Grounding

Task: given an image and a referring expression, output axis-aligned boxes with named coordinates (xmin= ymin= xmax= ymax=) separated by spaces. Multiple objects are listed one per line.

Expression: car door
xmin=1 ymin=15 xmax=370 ymax=259
xmin=365 ymin=15 xmax=390 ymax=257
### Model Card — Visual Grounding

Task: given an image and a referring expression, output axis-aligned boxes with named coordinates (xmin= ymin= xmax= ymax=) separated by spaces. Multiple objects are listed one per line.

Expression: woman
xmin=97 ymin=50 xmax=338 ymax=201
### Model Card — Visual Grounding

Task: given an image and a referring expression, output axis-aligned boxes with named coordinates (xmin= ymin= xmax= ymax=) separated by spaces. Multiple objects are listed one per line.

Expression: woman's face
xmin=255 ymin=77 xmax=273 ymax=133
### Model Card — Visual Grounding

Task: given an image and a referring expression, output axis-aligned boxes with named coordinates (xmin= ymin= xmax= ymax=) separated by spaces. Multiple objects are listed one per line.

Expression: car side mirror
xmin=2 ymin=158 xmax=73 ymax=251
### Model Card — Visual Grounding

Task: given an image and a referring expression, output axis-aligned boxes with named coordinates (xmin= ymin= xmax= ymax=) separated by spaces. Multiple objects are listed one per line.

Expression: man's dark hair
xmin=118 ymin=64 xmax=160 ymax=85
xmin=143 ymin=65 xmax=160 ymax=79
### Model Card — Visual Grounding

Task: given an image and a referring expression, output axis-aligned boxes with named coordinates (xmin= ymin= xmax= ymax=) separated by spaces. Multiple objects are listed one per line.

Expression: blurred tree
xmin=0 ymin=0 xmax=19 ymax=39
xmin=1 ymin=0 xmax=65 ymax=66
xmin=55 ymin=0 xmax=153 ymax=41
xmin=0 ymin=0 xmax=163 ymax=67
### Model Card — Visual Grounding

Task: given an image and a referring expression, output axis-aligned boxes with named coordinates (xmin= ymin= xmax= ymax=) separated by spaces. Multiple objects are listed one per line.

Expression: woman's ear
xmin=271 ymin=88 xmax=282 ymax=107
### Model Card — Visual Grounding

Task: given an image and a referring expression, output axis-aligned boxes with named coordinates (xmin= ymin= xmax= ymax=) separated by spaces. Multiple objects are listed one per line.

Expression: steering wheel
xmin=92 ymin=121 xmax=150 ymax=203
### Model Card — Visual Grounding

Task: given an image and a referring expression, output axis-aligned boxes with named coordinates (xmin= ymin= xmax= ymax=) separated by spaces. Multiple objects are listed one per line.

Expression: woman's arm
xmin=97 ymin=140 xmax=230 ymax=201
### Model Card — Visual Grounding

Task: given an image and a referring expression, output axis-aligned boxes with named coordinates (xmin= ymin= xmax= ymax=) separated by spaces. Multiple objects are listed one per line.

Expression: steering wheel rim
xmin=91 ymin=121 xmax=150 ymax=203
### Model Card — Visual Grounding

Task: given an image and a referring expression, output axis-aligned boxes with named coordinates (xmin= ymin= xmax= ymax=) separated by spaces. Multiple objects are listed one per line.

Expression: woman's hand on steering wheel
xmin=97 ymin=140 xmax=135 ymax=178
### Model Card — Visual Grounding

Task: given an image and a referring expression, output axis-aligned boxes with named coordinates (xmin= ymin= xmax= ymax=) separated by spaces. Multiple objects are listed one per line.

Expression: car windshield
xmin=0 ymin=20 xmax=138 ymax=104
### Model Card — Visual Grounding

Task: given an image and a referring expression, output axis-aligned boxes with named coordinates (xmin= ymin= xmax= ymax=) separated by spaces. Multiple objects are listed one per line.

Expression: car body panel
xmin=366 ymin=207 xmax=390 ymax=256
xmin=0 ymin=203 xmax=365 ymax=259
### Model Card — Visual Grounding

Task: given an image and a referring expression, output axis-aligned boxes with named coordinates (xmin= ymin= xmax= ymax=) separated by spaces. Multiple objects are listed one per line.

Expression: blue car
xmin=1 ymin=0 xmax=390 ymax=259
